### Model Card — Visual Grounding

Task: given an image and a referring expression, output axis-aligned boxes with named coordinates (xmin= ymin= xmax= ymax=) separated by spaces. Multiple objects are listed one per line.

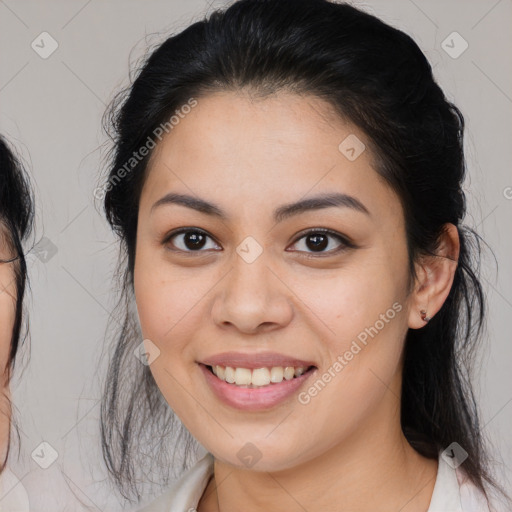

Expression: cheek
xmin=292 ymin=246 xmax=409 ymax=405
xmin=296 ymin=250 xmax=409 ymax=422
xmin=133 ymin=248 xmax=215 ymax=359
xmin=133 ymin=255 xmax=203 ymax=421
xmin=0 ymin=272 xmax=16 ymax=376
xmin=297 ymin=270 xmax=407 ymax=398
xmin=292 ymin=249 xmax=408 ymax=346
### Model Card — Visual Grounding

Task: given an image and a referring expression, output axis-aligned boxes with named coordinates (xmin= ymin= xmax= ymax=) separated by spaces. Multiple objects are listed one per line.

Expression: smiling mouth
xmin=205 ymin=364 xmax=316 ymax=388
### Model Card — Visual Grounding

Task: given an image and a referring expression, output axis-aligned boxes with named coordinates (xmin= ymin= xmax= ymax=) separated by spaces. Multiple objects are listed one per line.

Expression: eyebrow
xmin=150 ymin=191 xmax=371 ymax=222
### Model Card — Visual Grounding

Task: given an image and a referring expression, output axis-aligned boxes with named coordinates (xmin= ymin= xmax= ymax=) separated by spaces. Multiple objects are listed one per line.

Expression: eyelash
xmin=162 ymin=227 xmax=356 ymax=258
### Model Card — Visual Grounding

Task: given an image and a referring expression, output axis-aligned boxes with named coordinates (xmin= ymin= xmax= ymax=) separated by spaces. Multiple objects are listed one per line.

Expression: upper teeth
xmin=211 ymin=365 xmax=308 ymax=387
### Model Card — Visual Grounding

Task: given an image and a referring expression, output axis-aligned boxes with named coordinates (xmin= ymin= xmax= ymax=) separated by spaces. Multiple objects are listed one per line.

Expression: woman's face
xmin=0 ymin=228 xmax=16 ymax=459
xmin=134 ymin=90 xmax=417 ymax=471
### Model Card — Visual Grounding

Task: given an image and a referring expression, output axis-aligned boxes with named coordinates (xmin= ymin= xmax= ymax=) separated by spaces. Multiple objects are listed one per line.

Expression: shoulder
xmin=137 ymin=452 xmax=214 ymax=512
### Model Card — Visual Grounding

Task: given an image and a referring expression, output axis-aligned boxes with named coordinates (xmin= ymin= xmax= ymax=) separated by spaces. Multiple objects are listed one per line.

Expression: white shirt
xmin=0 ymin=468 xmax=30 ymax=512
xmin=138 ymin=451 xmax=505 ymax=512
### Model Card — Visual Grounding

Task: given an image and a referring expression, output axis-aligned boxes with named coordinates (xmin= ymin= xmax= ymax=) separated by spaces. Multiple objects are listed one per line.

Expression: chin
xmin=208 ymin=439 xmax=312 ymax=473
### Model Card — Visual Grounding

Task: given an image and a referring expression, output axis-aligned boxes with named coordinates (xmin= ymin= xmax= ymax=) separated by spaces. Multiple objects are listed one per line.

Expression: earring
xmin=420 ymin=309 xmax=431 ymax=323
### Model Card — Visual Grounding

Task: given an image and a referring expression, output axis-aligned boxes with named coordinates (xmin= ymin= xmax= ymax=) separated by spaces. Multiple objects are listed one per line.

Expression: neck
xmin=198 ymin=377 xmax=438 ymax=512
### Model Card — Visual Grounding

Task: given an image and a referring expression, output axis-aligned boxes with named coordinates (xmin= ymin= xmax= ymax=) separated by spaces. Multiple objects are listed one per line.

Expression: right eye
xmin=162 ymin=228 xmax=222 ymax=254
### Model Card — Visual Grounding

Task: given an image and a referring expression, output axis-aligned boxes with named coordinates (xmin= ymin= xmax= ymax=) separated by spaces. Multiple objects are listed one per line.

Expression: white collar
xmin=139 ymin=450 xmax=492 ymax=511
xmin=428 ymin=453 xmax=464 ymax=511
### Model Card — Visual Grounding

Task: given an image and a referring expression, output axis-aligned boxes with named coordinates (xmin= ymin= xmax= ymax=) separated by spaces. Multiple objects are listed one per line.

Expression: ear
xmin=408 ymin=223 xmax=460 ymax=329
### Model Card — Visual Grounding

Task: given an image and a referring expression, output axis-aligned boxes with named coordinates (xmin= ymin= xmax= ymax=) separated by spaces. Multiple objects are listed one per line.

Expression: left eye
xmin=288 ymin=229 xmax=354 ymax=256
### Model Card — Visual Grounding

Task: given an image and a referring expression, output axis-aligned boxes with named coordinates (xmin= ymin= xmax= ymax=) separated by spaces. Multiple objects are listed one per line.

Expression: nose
xmin=211 ymin=251 xmax=294 ymax=335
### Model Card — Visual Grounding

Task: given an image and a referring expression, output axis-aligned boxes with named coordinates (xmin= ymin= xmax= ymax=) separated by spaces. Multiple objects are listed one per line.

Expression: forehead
xmin=152 ymin=90 xmax=353 ymax=162
xmin=140 ymin=90 xmax=401 ymax=222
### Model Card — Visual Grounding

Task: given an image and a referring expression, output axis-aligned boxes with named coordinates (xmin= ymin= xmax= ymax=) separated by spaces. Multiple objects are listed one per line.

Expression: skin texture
xmin=0 ymin=231 xmax=16 ymax=467
xmin=133 ymin=90 xmax=460 ymax=512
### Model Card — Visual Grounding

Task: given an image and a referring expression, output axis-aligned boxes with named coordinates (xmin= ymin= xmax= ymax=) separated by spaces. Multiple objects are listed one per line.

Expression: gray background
xmin=1 ymin=0 xmax=511 ymax=510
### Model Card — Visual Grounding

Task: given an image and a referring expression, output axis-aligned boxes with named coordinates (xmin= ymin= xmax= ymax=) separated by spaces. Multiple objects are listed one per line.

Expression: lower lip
xmin=199 ymin=363 xmax=316 ymax=411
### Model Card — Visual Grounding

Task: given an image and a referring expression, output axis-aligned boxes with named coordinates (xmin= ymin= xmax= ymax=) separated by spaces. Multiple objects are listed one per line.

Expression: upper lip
xmin=200 ymin=352 xmax=316 ymax=370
